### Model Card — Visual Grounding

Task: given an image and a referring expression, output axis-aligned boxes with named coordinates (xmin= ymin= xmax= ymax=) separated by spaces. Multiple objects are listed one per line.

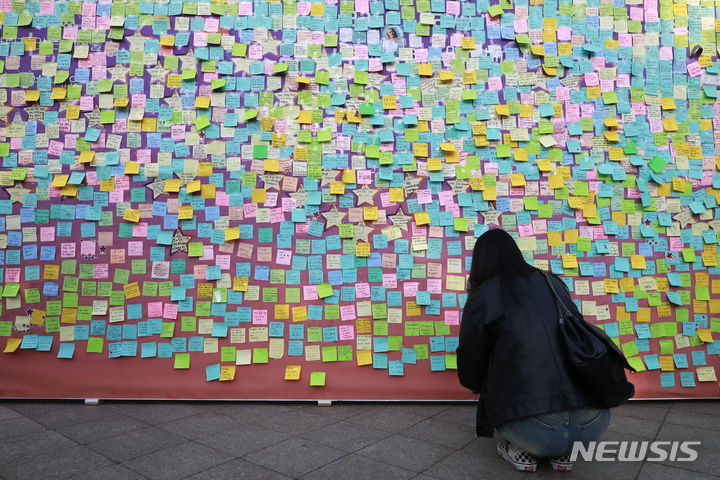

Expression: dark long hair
xmin=467 ymin=228 xmax=538 ymax=294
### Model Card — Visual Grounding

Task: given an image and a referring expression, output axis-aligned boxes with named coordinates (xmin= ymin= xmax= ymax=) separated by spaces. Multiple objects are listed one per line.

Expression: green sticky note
xmin=253 ymin=348 xmax=269 ymax=364
xmin=164 ymin=56 xmax=178 ymax=70
xmin=87 ymin=337 xmax=104 ymax=353
xmin=445 ymin=354 xmax=458 ymax=370
xmin=648 ymin=156 xmax=668 ymax=173
xmin=181 ymin=68 xmax=196 ymax=80
xmin=317 ymin=283 xmax=333 ymax=298
xmin=232 ymin=43 xmax=247 ymax=57
xmin=211 ymin=78 xmax=226 ymax=90
xmin=659 ymin=339 xmax=674 ymax=354
xmin=696 ymin=286 xmax=710 ymax=301
xmin=194 ymin=115 xmax=210 ymax=130
xmin=253 ymin=144 xmax=267 ymax=159
xmin=188 ymin=242 xmax=204 ymax=257
xmin=160 ymin=322 xmax=175 ymax=338
xmin=322 ymin=346 xmax=338 ymax=362
xmin=174 ymin=353 xmax=190 ymax=369
xmin=221 ymin=346 xmax=236 ymax=362
xmin=101 ymin=110 xmax=115 ymax=124
xmin=181 ymin=316 xmax=196 ymax=332
xmin=245 ymin=109 xmax=259 ymax=121
xmin=487 ymin=4 xmax=504 ymax=16
xmin=682 ymin=248 xmax=696 ymax=262
xmin=273 ymin=63 xmax=288 ymax=74
xmin=453 ymin=218 xmax=468 ymax=232
xmin=309 ymin=372 xmax=326 ymax=386
xmin=2 ymin=283 xmax=19 ymax=297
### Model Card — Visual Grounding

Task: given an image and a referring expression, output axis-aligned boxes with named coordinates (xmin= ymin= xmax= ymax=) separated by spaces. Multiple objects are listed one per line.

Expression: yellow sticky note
xmin=186 ymin=180 xmax=201 ymax=193
xmin=225 ymin=227 xmax=239 ymax=241
xmin=178 ymin=205 xmax=194 ymax=220
xmin=79 ymin=151 xmax=95 ymax=164
xmin=363 ymin=206 xmax=378 ymax=220
xmin=414 ymin=211 xmax=430 ymax=225
xmin=24 ymin=90 xmax=40 ymax=102
xmin=251 ymin=188 xmax=267 ymax=203
xmin=418 ymin=64 xmax=433 ymax=76
xmin=124 ymin=161 xmax=140 ymax=175
xmin=495 ymin=104 xmax=509 ymax=116
xmin=284 ymin=365 xmax=301 ymax=380
xmin=123 ymin=208 xmax=141 ymax=223
xmin=4 ymin=338 xmax=21 ymax=353
xmin=330 ymin=181 xmax=345 ymax=195
xmin=461 ymin=37 xmax=476 ymax=49
xmin=165 ymin=179 xmax=181 ymax=192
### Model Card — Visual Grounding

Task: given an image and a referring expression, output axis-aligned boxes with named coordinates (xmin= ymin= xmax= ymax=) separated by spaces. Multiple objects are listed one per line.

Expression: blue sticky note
xmin=141 ymin=342 xmax=157 ymax=358
xmin=660 ymin=372 xmax=675 ymax=388
xmin=430 ymin=355 xmax=446 ymax=371
xmin=401 ymin=347 xmax=417 ymax=364
xmin=388 ymin=360 xmax=404 ymax=376
xmin=206 ymin=363 xmax=221 ymax=381
xmin=57 ymin=343 xmax=75 ymax=359
xmin=644 ymin=354 xmax=661 ymax=370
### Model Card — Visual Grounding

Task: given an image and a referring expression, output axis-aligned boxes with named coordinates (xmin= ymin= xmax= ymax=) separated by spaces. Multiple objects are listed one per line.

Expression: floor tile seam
xmin=57 ymin=418 xmax=151 ymax=445
xmin=239 ymin=449 xmax=333 ymax=479
xmin=295 ymin=426 xmax=394 ymax=453
xmin=294 ymin=450 xmax=358 ymax=479
xmin=634 ymin=402 xmax=671 ymax=480
xmin=173 ymin=457 xmax=239 ymax=480
xmin=193 ymin=432 xmax=294 ymax=457
xmin=411 ymin=440 xmax=460 ymax=478
xmin=105 ymin=460 xmax=153 ymax=480
xmin=351 ymin=448 xmax=429 ymax=474
xmin=35 ymin=412 xmax=143 ymax=432
xmin=85 ymin=436 xmax=193 ymax=463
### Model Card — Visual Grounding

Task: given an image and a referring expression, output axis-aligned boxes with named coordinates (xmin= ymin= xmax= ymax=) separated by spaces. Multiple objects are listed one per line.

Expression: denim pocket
xmin=577 ymin=409 xmax=610 ymax=444
xmin=497 ymin=415 xmax=557 ymax=457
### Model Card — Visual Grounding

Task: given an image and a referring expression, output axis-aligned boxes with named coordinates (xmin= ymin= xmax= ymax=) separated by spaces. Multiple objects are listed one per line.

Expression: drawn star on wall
xmin=107 ymin=65 xmax=129 ymax=83
xmin=147 ymin=61 xmax=169 ymax=84
xmin=259 ymin=174 xmax=283 ymax=190
xmin=353 ymin=222 xmax=375 ymax=243
xmin=179 ymin=48 xmax=198 ymax=70
xmin=353 ymin=184 xmax=379 ymax=206
xmin=84 ymin=107 xmax=102 ymax=127
xmin=388 ymin=208 xmax=412 ymax=231
xmin=171 ymin=229 xmax=192 ymax=254
xmin=3 ymin=183 xmax=33 ymax=203
xmin=322 ymin=205 xmax=347 ymax=230
xmin=0 ymin=104 xmax=16 ymax=124
xmin=290 ymin=186 xmax=308 ymax=208
xmin=24 ymin=104 xmax=49 ymax=122
xmin=482 ymin=206 xmax=502 ymax=226
xmin=320 ymin=169 xmax=339 ymax=186
xmin=164 ymin=91 xmax=183 ymax=110
xmin=126 ymin=30 xmax=149 ymax=51
xmin=146 ymin=178 xmax=167 ymax=199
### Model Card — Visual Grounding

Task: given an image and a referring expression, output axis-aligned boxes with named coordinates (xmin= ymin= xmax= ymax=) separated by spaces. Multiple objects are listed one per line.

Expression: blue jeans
xmin=496 ymin=408 xmax=610 ymax=458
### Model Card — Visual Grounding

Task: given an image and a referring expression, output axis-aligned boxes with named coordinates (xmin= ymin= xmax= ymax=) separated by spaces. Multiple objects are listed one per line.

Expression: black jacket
xmin=457 ymin=270 xmax=590 ymax=436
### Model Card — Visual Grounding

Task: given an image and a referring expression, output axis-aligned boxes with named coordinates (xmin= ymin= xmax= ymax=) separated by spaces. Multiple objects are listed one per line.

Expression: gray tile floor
xmin=0 ymin=400 xmax=717 ymax=480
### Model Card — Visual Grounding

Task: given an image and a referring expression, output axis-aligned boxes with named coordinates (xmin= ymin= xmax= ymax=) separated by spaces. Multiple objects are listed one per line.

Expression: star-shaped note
xmin=322 ymin=205 xmax=347 ymax=230
xmin=403 ymin=175 xmax=424 ymax=196
xmin=231 ymin=57 xmax=252 ymax=74
xmin=164 ymin=91 xmax=183 ymax=110
xmin=321 ymin=169 xmax=339 ymax=186
xmin=0 ymin=103 xmax=17 ymax=124
xmin=3 ymin=183 xmax=33 ymax=203
xmin=24 ymin=104 xmax=48 ymax=122
xmin=171 ymin=229 xmax=192 ymax=254
xmin=388 ymin=208 xmax=412 ymax=231
xmin=366 ymin=73 xmax=388 ymax=89
xmin=146 ymin=178 xmax=167 ymax=199
xmin=482 ymin=206 xmax=501 ymax=226
xmin=56 ymin=97 xmax=79 ymax=114
xmin=107 ymin=64 xmax=129 ymax=83
xmin=179 ymin=48 xmax=198 ymax=70
xmin=353 ymin=184 xmax=379 ymax=206
xmin=290 ymin=186 xmax=308 ymax=208
xmin=259 ymin=174 xmax=283 ymax=190
xmin=147 ymin=61 xmax=169 ymax=84
xmin=84 ymin=107 xmax=102 ymax=127
xmin=176 ymin=172 xmax=196 ymax=188
xmin=262 ymin=37 xmax=282 ymax=57
xmin=126 ymin=30 xmax=149 ymax=51
xmin=447 ymin=178 xmax=469 ymax=195
xmin=353 ymin=222 xmax=375 ymax=243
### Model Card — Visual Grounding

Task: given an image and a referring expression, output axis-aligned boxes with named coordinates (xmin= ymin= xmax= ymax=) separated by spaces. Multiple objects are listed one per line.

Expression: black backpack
xmin=543 ymin=272 xmax=636 ymax=408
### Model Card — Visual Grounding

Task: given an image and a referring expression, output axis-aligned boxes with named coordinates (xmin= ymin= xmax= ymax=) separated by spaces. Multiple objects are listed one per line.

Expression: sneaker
xmin=496 ymin=439 xmax=538 ymax=472
xmin=548 ymin=455 xmax=574 ymax=471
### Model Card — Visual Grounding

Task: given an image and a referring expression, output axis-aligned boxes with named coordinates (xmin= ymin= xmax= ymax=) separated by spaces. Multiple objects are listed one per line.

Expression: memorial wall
xmin=1 ymin=0 xmax=719 ymax=399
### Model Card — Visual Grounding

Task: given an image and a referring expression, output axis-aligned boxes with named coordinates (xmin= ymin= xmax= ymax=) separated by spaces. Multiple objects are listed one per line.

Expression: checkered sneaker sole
xmin=496 ymin=440 xmax=538 ymax=472
xmin=549 ymin=455 xmax=574 ymax=471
